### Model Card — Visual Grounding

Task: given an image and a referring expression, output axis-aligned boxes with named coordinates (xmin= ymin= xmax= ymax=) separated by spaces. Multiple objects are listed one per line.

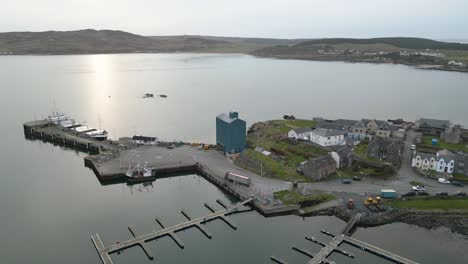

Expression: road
xmin=302 ymin=130 xmax=468 ymax=196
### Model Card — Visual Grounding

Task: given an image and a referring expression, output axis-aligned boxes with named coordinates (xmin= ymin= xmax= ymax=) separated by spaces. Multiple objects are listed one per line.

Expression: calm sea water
xmin=1 ymin=54 xmax=468 ymax=263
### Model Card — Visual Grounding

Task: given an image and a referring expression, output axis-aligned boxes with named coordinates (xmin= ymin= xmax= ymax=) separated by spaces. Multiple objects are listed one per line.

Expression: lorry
xmin=380 ymin=189 xmax=397 ymax=198
xmin=225 ymin=172 xmax=251 ymax=186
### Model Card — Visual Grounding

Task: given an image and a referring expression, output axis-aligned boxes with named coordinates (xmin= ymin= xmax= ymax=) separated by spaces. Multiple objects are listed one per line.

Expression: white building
xmin=131 ymin=135 xmax=159 ymax=145
xmin=310 ymin=128 xmax=346 ymax=147
xmin=411 ymin=149 xmax=455 ymax=174
xmin=287 ymin=127 xmax=312 ymax=140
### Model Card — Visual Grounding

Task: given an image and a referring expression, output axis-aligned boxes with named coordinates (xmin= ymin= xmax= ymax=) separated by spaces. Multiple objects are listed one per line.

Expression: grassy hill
xmin=295 ymin=37 xmax=468 ymax=50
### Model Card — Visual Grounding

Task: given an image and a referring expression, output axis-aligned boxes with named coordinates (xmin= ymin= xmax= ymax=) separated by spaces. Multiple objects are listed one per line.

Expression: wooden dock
xmin=91 ymin=198 xmax=254 ymax=264
xmin=272 ymin=213 xmax=419 ymax=264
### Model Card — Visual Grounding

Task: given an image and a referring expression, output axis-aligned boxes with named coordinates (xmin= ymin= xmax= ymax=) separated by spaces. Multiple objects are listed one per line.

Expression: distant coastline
xmin=1 ymin=29 xmax=468 ymax=73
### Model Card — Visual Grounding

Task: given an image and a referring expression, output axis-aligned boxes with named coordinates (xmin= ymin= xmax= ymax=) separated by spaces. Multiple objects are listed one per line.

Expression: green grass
xmin=387 ymin=198 xmax=468 ymax=211
xmin=452 ymin=173 xmax=468 ymax=182
xmin=274 ymin=189 xmax=335 ymax=206
xmin=354 ymin=143 xmax=380 ymax=163
xmin=421 ymin=135 xmax=467 ymax=152
xmin=239 ymin=149 xmax=306 ymax=181
xmin=243 ymin=119 xmax=326 ymax=181
xmin=333 ymin=168 xmax=355 ymax=179
xmin=410 ymin=181 xmax=422 ymax=186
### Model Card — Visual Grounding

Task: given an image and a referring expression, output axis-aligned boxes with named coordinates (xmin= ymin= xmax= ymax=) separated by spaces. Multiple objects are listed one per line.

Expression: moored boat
xmin=126 ymin=162 xmax=155 ymax=182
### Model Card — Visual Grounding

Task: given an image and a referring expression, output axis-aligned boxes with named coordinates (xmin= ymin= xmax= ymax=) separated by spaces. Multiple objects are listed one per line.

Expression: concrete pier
xmin=91 ymin=198 xmax=254 ymax=264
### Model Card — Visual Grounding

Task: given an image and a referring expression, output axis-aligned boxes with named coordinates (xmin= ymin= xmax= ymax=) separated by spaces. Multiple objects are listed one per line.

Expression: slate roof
xmin=353 ymin=121 xmax=366 ymax=129
xmin=334 ymin=119 xmax=359 ymax=127
xmin=437 ymin=149 xmax=455 ymax=160
xmin=316 ymin=121 xmax=346 ymax=131
xmin=415 ymin=152 xmax=436 ymax=161
xmin=312 ymin=128 xmax=345 ymax=137
xmin=419 ymin=118 xmax=450 ymax=129
xmin=292 ymin=127 xmax=312 ymax=134
xmin=306 ymin=154 xmax=336 ymax=168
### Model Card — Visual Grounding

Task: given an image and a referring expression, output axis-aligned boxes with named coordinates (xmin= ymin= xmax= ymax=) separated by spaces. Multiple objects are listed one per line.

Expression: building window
xmin=460 ymin=162 xmax=465 ymax=167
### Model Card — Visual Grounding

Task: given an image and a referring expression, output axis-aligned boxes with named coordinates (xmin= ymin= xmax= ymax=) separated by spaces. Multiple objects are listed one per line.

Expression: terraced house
xmin=411 ymin=149 xmax=456 ymax=174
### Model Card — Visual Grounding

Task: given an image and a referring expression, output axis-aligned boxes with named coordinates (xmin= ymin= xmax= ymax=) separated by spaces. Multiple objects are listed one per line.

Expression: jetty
xmin=23 ymin=120 xmax=118 ymax=153
xmin=91 ymin=198 xmax=254 ymax=264
xmin=271 ymin=213 xmax=419 ymax=264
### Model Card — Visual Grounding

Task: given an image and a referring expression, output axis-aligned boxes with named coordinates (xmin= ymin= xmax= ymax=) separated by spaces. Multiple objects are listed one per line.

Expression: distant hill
xmin=0 ymin=29 xmax=166 ymax=54
xmin=294 ymin=37 xmax=468 ymax=50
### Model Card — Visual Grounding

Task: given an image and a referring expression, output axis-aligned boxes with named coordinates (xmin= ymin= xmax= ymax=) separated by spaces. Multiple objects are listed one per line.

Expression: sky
xmin=2 ymin=0 xmax=468 ymax=39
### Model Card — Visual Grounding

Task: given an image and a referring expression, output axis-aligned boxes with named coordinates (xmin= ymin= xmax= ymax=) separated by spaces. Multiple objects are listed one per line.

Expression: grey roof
xmin=437 ymin=149 xmax=455 ymax=160
xmin=312 ymin=128 xmax=345 ymax=137
xmin=419 ymin=118 xmax=450 ymax=129
xmin=335 ymin=146 xmax=352 ymax=157
xmin=316 ymin=121 xmax=346 ymax=131
xmin=217 ymin=112 xmax=241 ymax=124
xmin=334 ymin=119 xmax=359 ymax=127
xmin=306 ymin=154 xmax=336 ymax=168
xmin=378 ymin=122 xmax=399 ymax=132
xmin=415 ymin=152 xmax=436 ymax=161
xmin=353 ymin=121 xmax=366 ymax=129
xmin=292 ymin=127 xmax=312 ymax=134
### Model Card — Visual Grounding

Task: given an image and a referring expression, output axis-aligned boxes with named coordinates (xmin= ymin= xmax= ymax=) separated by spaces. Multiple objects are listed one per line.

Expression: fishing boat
xmin=85 ymin=129 xmax=108 ymax=140
xmin=126 ymin=162 xmax=155 ymax=182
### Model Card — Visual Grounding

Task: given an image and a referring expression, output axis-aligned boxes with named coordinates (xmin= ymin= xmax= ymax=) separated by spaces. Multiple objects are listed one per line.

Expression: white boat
xmin=48 ymin=112 xmax=68 ymax=124
xmin=85 ymin=129 xmax=108 ymax=140
xmin=126 ymin=163 xmax=155 ymax=182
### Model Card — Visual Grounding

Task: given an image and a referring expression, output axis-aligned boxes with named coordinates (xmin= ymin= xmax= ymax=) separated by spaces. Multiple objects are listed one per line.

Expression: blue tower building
xmin=216 ymin=112 xmax=246 ymax=154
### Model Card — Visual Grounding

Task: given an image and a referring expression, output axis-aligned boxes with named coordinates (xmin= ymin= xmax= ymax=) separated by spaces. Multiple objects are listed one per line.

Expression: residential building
xmin=412 ymin=149 xmax=456 ymax=174
xmin=131 ymin=136 xmax=159 ymax=145
xmin=367 ymin=137 xmax=403 ymax=166
xmin=435 ymin=149 xmax=455 ymax=173
xmin=455 ymin=152 xmax=468 ymax=176
xmin=302 ymin=154 xmax=337 ymax=180
xmin=418 ymin=118 xmax=450 ymax=135
xmin=287 ymin=127 xmax=312 ymax=140
xmin=349 ymin=120 xmax=367 ymax=139
xmin=412 ymin=152 xmax=436 ymax=170
xmin=309 ymin=128 xmax=346 ymax=147
xmin=216 ymin=112 xmax=246 ymax=154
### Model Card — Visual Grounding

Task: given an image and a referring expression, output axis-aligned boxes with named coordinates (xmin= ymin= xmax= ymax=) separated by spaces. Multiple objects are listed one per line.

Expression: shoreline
xmin=2 ymin=50 xmax=468 ymax=74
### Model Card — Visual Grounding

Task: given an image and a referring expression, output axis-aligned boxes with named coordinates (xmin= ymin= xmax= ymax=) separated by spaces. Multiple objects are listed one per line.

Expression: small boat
xmin=126 ymin=162 xmax=155 ymax=182
xmin=143 ymin=93 xmax=154 ymax=98
xmin=85 ymin=129 xmax=108 ymax=141
xmin=158 ymin=94 xmax=167 ymax=98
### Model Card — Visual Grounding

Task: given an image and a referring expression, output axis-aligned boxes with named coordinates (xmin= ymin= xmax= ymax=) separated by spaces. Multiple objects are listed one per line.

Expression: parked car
xmin=402 ymin=191 xmax=416 ymax=197
xmin=412 ymin=185 xmax=426 ymax=192
xmin=418 ymin=191 xmax=429 ymax=196
xmin=341 ymin=179 xmax=352 ymax=184
xmin=352 ymin=176 xmax=362 ymax=181
xmin=451 ymin=181 xmax=464 ymax=187
xmin=438 ymin=178 xmax=450 ymax=184
xmin=454 ymin=191 xmax=467 ymax=196
xmin=436 ymin=192 xmax=448 ymax=196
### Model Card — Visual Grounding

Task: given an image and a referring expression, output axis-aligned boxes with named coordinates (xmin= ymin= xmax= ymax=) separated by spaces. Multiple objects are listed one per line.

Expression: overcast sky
xmin=2 ymin=0 xmax=468 ymax=39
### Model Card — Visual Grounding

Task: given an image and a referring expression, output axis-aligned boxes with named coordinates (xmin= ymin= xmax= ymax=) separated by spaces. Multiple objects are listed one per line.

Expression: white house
xmin=132 ymin=135 xmax=159 ymax=145
xmin=288 ymin=127 xmax=312 ymax=140
xmin=310 ymin=128 xmax=346 ymax=147
xmin=412 ymin=149 xmax=455 ymax=174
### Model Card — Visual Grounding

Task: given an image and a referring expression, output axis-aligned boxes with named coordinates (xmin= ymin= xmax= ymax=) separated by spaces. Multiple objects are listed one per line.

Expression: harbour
xmin=3 ymin=53 xmax=468 ymax=263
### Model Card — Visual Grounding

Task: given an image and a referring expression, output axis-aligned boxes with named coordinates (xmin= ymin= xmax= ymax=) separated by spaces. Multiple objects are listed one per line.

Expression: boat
xmin=143 ymin=93 xmax=154 ymax=98
xmin=126 ymin=162 xmax=155 ymax=182
xmin=158 ymin=94 xmax=167 ymax=98
xmin=85 ymin=129 xmax=108 ymax=140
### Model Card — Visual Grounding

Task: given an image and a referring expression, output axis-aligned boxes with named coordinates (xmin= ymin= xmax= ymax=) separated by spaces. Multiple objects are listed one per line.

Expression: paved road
xmin=98 ymin=145 xmax=291 ymax=197
xmin=303 ymin=130 xmax=468 ymax=196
